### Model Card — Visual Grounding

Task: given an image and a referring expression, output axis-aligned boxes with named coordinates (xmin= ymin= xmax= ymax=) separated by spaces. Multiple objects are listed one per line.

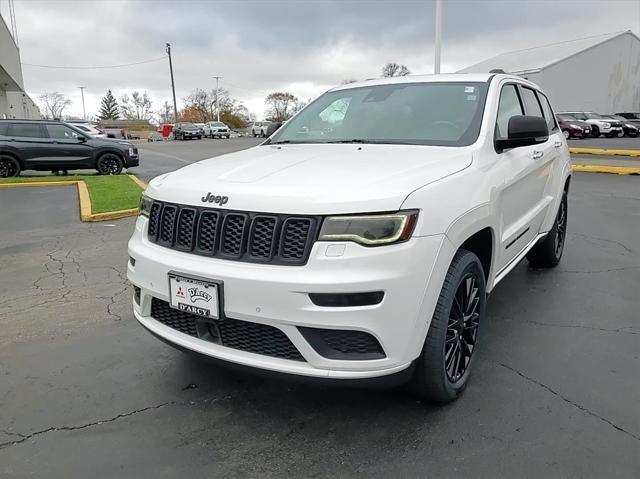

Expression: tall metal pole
xmin=78 ymin=86 xmax=86 ymax=119
xmin=212 ymin=76 xmax=222 ymax=121
xmin=434 ymin=0 xmax=443 ymax=74
xmin=166 ymin=43 xmax=178 ymax=123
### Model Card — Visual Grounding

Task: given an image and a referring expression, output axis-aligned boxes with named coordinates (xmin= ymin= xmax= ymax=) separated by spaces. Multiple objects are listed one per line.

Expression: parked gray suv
xmin=0 ymin=119 xmax=139 ymax=177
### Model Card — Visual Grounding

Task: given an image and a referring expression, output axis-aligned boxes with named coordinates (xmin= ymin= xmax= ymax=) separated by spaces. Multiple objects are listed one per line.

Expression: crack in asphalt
xmin=561 ymin=266 xmax=640 ymax=274
xmin=522 ymin=319 xmax=639 ymax=336
xmin=568 ymin=233 xmax=635 ymax=254
xmin=0 ymin=395 xmax=231 ymax=450
xmin=499 ymin=363 xmax=639 ymax=442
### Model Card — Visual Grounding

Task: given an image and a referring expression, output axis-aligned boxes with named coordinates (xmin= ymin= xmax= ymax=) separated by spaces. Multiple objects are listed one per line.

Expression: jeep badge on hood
xmin=201 ymin=192 xmax=229 ymax=205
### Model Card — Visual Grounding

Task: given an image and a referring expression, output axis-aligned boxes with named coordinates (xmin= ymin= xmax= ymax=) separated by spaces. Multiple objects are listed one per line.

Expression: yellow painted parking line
xmin=569 ymin=147 xmax=640 ymax=157
xmin=0 ymin=175 xmax=144 ymax=222
xmin=572 ymin=165 xmax=640 ymax=175
xmin=128 ymin=174 xmax=148 ymax=189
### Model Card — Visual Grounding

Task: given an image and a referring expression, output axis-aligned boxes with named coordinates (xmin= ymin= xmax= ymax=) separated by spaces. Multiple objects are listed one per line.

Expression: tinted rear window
xmin=8 ymin=123 xmax=44 ymax=138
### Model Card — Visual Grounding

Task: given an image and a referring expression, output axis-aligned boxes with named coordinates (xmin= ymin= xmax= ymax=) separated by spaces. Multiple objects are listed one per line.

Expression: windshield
xmin=212 ymin=122 xmax=225 ymax=127
xmin=586 ymin=113 xmax=604 ymax=119
xmin=269 ymin=82 xmax=488 ymax=146
xmin=182 ymin=123 xmax=197 ymax=129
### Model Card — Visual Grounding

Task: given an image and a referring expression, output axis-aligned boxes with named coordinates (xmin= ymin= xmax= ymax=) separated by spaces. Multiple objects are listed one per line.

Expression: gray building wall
xmin=0 ymin=14 xmax=41 ymax=119
xmin=530 ymin=33 xmax=640 ymax=113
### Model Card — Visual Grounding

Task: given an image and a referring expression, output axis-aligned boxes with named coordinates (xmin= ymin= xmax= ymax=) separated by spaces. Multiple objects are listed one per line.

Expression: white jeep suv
xmin=129 ymin=74 xmax=571 ymax=403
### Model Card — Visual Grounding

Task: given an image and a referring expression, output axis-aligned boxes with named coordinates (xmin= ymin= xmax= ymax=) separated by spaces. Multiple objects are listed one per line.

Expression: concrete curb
xmin=569 ymin=147 xmax=640 ymax=157
xmin=0 ymin=175 xmax=144 ymax=222
xmin=572 ymin=165 xmax=640 ymax=175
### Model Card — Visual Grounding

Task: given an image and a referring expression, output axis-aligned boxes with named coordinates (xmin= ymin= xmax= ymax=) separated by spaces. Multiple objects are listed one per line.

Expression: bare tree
xmin=39 ymin=92 xmax=71 ymax=119
xmin=156 ymin=101 xmax=174 ymax=124
xmin=120 ymin=91 xmax=153 ymax=120
xmin=264 ymin=92 xmax=300 ymax=122
xmin=381 ymin=63 xmax=411 ymax=77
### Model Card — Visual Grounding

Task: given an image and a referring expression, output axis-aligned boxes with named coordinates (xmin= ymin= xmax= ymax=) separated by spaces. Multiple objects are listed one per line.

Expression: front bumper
xmin=128 ymin=216 xmax=450 ymax=379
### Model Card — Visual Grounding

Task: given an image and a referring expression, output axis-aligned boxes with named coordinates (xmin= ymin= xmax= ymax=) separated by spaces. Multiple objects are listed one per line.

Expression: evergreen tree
xmin=98 ymin=90 xmax=120 ymax=120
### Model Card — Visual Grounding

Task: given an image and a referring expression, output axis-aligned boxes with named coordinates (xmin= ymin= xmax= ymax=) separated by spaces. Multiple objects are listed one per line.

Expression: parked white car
xmin=130 ymin=73 xmax=571 ymax=403
xmin=559 ymin=111 xmax=624 ymax=138
xmin=67 ymin=121 xmax=107 ymax=138
xmin=251 ymin=121 xmax=271 ymax=137
xmin=204 ymin=121 xmax=231 ymax=139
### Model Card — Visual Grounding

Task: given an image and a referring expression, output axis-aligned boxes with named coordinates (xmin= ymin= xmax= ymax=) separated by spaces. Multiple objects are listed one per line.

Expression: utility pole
xmin=78 ymin=86 xmax=86 ymax=119
xmin=434 ymin=0 xmax=443 ymax=74
xmin=166 ymin=43 xmax=178 ymax=123
xmin=212 ymin=76 xmax=222 ymax=121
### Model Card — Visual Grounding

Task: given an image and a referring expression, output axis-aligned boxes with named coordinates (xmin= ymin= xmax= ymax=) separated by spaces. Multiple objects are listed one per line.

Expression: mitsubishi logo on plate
xmin=188 ymin=287 xmax=212 ymax=303
xmin=201 ymin=192 xmax=229 ymax=205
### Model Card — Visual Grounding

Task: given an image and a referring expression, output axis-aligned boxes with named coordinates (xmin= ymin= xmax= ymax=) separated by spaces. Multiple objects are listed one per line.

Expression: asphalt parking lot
xmin=1 ymin=139 xmax=639 ymax=478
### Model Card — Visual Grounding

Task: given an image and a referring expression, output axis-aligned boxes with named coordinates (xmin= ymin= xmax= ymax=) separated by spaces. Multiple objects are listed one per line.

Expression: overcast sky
xmin=6 ymin=0 xmax=640 ymax=119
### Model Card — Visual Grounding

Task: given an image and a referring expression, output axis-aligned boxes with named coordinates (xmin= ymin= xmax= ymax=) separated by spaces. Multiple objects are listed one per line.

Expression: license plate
xmin=168 ymin=273 xmax=220 ymax=318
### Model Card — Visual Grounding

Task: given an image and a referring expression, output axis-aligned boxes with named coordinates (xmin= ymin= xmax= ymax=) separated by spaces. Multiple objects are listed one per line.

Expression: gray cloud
xmin=12 ymin=0 xmax=640 ymax=118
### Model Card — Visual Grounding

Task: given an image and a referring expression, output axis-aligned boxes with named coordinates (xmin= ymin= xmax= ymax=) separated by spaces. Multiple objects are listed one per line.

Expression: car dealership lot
xmin=1 ymin=139 xmax=639 ymax=477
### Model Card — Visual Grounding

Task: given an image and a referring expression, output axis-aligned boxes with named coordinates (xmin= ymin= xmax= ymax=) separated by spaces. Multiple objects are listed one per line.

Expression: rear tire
xmin=96 ymin=153 xmax=123 ymax=175
xmin=527 ymin=190 xmax=567 ymax=268
xmin=0 ymin=155 xmax=20 ymax=178
xmin=409 ymin=250 xmax=486 ymax=403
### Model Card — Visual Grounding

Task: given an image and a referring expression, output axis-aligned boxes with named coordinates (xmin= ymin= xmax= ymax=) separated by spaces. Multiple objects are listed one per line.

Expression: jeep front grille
xmin=147 ymin=201 xmax=319 ymax=265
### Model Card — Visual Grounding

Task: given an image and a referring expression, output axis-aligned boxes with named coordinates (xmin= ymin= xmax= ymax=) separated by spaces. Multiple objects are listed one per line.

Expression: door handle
xmin=532 ymin=150 xmax=544 ymax=160
xmin=554 ymin=141 xmax=562 ymax=148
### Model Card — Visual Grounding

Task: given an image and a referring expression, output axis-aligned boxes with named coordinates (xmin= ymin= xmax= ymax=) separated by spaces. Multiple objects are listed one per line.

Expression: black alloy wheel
xmin=0 ymin=156 xmax=20 ymax=178
xmin=409 ymin=250 xmax=486 ymax=403
xmin=554 ymin=193 xmax=567 ymax=260
xmin=96 ymin=153 xmax=123 ymax=175
xmin=445 ymin=274 xmax=481 ymax=383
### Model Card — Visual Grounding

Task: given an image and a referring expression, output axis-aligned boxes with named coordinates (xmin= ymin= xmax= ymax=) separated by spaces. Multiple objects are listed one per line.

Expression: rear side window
xmin=495 ymin=84 xmax=523 ymax=139
xmin=520 ymin=87 xmax=544 ymax=118
xmin=46 ymin=124 xmax=82 ymax=140
xmin=8 ymin=123 xmax=44 ymax=138
xmin=0 ymin=123 xmax=7 ymax=135
xmin=537 ymin=93 xmax=558 ymax=132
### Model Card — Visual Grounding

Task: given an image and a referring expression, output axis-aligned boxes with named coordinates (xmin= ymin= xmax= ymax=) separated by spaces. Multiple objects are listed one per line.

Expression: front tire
xmin=409 ymin=250 xmax=486 ymax=403
xmin=96 ymin=153 xmax=123 ymax=175
xmin=0 ymin=155 xmax=20 ymax=178
xmin=527 ymin=190 xmax=568 ymax=267
xmin=591 ymin=126 xmax=600 ymax=138
xmin=562 ymin=129 xmax=570 ymax=139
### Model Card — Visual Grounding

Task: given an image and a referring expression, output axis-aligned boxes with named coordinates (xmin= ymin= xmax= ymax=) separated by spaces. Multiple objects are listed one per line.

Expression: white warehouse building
xmin=459 ymin=31 xmax=640 ymax=114
xmin=0 ymin=13 xmax=40 ymax=119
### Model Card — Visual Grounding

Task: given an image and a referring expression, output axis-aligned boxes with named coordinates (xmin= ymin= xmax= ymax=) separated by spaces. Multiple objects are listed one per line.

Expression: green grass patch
xmin=0 ymin=174 xmax=143 ymax=214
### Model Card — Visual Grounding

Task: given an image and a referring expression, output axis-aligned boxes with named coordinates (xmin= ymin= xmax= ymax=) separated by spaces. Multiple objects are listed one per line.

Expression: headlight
xmin=626 ymin=124 xmax=637 ymax=129
xmin=318 ymin=210 xmax=418 ymax=246
xmin=602 ymin=122 xmax=611 ymax=128
xmin=139 ymin=193 xmax=153 ymax=217
xmin=128 ymin=147 xmax=135 ymax=156
xmin=569 ymin=124 xmax=582 ymax=129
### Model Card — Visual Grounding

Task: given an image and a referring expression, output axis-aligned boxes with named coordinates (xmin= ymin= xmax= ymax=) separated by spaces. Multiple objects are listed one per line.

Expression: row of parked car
xmin=555 ymin=111 xmax=640 ymax=139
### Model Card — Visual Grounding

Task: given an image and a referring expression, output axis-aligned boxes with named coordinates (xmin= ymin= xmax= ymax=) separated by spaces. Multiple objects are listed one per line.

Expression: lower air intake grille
xmin=150 ymin=298 xmax=304 ymax=361
xmin=151 ymin=297 xmax=198 ymax=337
xmin=298 ymin=327 xmax=385 ymax=360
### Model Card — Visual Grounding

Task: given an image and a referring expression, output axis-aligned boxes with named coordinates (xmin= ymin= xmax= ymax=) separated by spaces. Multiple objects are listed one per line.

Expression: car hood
xmin=146 ymin=144 xmax=473 ymax=214
xmin=89 ymin=137 xmax=133 ymax=148
xmin=568 ymin=120 xmax=590 ymax=128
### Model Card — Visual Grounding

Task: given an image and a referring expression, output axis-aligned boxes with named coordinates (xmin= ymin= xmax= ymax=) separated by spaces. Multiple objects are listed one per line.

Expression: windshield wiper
xmin=326 ymin=139 xmax=369 ymax=144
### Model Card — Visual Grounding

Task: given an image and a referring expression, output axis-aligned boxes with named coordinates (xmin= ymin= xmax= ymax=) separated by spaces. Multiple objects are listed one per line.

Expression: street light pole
xmin=166 ymin=43 xmax=178 ymax=123
xmin=212 ymin=76 xmax=222 ymax=121
xmin=78 ymin=86 xmax=86 ymax=119
xmin=434 ymin=0 xmax=443 ymax=74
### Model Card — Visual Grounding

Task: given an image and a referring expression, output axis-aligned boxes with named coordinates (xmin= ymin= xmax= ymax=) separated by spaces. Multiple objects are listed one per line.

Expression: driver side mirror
xmin=77 ymin=135 xmax=87 ymax=143
xmin=495 ymin=115 xmax=548 ymax=152
xmin=266 ymin=122 xmax=283 ymax=137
